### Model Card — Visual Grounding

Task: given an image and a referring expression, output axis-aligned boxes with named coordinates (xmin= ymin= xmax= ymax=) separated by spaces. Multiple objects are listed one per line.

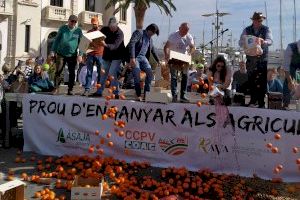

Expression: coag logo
xmin=124 ymin=129 xmax=156 ymax=151
xmin=56 ymin=128 xmax=90 ymax=145
xmin=198 ymin=137 xmax=229 ymax=155
xmin=158 ymin=136 xmax=188 ymax=156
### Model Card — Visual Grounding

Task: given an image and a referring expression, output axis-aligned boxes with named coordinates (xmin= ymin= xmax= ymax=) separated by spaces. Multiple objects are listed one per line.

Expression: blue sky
xmin=132 ymin=0 xmax=300 ymax=51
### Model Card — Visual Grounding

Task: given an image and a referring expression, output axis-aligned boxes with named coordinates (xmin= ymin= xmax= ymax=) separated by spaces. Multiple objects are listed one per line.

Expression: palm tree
xmin=105 ymin=0 xmax=176 ymax=30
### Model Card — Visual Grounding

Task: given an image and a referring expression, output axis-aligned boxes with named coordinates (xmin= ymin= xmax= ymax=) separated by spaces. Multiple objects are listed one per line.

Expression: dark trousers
xmin=170 ymin=65 xmax=188 ymax=98
xmin=54 ymin=55 xmax=77 ymax=91
xmin=246 ymin=58 xmax=267 ymax=107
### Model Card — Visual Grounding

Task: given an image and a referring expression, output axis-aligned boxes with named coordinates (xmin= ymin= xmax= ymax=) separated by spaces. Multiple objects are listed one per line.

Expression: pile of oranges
xmin=10 ymin=151 xmax=288 ymax=200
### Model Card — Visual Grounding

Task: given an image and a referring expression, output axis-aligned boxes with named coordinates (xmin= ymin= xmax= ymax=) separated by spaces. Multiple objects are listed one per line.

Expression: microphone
xmin=221 ymin=28 xmax=229 ymax=34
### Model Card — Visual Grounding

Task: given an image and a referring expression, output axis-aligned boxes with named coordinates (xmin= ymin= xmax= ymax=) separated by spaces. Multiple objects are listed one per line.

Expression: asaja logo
xmin=56 ymin=128 xmax=90 ymax=145
xmin=158 ymin=136 xmax=188 ymax=156
xmin=57 ymin=128 xmax=66 ymax=143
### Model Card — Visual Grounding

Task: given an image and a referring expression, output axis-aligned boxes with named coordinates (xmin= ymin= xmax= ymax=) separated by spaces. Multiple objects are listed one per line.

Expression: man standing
xmin=284 ymin=40 xmax=300 ymax=82
xmin=51 ymin=15 xmax=83 ymax=95
xmin=93 ymin=16 xmax=125 ymax=97
xmin=232 ymin=60 xmax=249 ymax=94
xmin=164 ymin=23 xmax=195 ymax=103
xmin=128 ymin=23 xmax=160 ymax=101
xmin=239 ymin=12 xmax=273 ymax=108
xmin=82 ymin=17 xmax=104 ymax=96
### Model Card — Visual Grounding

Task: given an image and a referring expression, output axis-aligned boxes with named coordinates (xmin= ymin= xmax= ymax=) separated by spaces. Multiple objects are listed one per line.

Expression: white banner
xmin=23 ymin=94 xmax=300 ymax=182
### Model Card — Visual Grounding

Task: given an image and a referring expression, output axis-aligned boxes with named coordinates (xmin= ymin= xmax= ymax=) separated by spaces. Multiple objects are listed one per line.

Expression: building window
xmin=50 ymin=0 xmax=63 ymax=7
xmin=120 ymin=7 xmax=127 ymax=22
xmin=25 ymin=25 xmax=30 ymax=52
xmin=85 ymin=0 xmax=95 ymax=12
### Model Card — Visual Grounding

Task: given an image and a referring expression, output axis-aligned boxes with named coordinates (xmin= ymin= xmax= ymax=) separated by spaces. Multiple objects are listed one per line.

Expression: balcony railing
xmin=0 ymin=0 xmax=13 ymax=16
xmin=44 ymin=5 xmax=71 ymax=21
xmin=80 ymin=11 xmax=103 ymax=25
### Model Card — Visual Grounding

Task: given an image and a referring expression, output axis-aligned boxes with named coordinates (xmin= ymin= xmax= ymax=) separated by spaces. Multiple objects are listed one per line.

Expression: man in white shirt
xmin=164 ymin=23 xmax=195 ymax=103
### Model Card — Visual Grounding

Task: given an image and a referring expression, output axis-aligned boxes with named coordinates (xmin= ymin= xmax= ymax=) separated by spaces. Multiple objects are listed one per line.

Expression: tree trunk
xmin=134 ymin=5 xmax=147 ymax=30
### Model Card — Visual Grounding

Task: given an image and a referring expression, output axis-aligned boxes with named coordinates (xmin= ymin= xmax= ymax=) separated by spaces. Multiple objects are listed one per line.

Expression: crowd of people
xmin=1 ymin=12 xmax=300 ymax=110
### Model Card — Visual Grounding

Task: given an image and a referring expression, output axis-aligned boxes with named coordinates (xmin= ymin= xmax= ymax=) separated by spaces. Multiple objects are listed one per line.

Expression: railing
xmin=80 ymin=10 xmax=103 ymax=25
xmin=0 ymin=0 xmax=13 ymax=16
xmin=44 ymin=5 xmax=71 ymax=21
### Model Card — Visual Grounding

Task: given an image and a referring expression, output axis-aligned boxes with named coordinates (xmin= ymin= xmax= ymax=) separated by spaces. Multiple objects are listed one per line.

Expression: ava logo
xmin=158 ymin=136 xmax=188 ymax=156
xmin=56 ymin=128 xmax=90 ymax=145
xmin=57 ymin=128 xmax=66 ymax=143
xmin=198 ymin=137 xmax=229 ymax=155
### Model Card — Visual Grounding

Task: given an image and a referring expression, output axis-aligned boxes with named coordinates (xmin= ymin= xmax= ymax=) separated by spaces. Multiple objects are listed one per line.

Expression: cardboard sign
xmin=79 ymin=31 xmax=106 ymax=53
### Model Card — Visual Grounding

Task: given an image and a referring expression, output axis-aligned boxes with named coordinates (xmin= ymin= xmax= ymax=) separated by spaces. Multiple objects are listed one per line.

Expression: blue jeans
xmin=132 ymin=55 xmax=153 ymax=97
xmin=85 ymin=54 xmax=103 ymax=91
xmin=170 ymin=65 xmax=188 ymax=99
xmin=96 ymin=59 xmax=121 ymax=95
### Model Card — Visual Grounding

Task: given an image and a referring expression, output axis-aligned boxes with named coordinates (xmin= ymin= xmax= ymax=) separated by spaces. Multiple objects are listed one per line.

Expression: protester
xmin=92 ymin=16 xmax=125 ymax=97
xmin=120 ymin=64 xmax=135 ymax=89
xmin=232 ymin=60 xmax=249 ymax=94
xmin=127 ymin=23 xmax=160 ymax=101
xmin=18 ymin=58 xmax=34 ymax=79
xmin=283 ymin=39 xmax=300 ymax=83
xmin=28 ymin=65 xmax=54 ymax=93
xmin=267 ymin=68 xmax=283 ymax=93
xmin=187 ymin=63 xmax=208 ymax=93
xmin=277 ymin=66 xmax=293 ymax=108
xmin=51 ymin=14 xmax=83 ymax=95
xmin=239 ymin=12 xmax=273 ymax=108
xmin=82 ymin=17 xmax=104 ymax=96
xmin=0 ymin=63 xmax=11 ymax=90
xmin=164 ymin=22 xmax=195 ymax=103
xmin=208 ymin=56 xmax=232 ymax=105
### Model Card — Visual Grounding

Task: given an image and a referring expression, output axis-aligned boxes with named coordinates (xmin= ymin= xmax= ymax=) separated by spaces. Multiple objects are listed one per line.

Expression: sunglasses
xmin=70 ymin=20 xmax=77 ymax=23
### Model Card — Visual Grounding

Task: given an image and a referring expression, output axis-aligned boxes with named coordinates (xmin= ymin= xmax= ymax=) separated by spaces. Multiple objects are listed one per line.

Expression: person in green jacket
xmin=51 ymin=15 xmax=83 ymax=95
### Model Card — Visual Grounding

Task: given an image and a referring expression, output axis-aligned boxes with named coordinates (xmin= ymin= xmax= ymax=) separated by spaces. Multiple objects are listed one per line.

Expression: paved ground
xmin=0 ymin=148 xmax=71 ymax=200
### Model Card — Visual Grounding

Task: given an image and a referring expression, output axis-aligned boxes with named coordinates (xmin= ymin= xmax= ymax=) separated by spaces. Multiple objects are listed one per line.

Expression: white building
xmin=0 ymin=0 xmax=132 ymax=69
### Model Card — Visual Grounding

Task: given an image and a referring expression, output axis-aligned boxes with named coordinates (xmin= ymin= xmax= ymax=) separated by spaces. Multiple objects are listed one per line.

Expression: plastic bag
xmin=243 ymin=35 xmax=263 ymax=56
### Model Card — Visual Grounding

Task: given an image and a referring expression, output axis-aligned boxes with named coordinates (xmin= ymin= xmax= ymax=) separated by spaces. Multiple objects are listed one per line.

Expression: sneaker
xmin=67 ymin=90 xmax=74 ymax=95
xmin=180 ymin=96 xmax=189 ymax=103
xmin=172 ymin=95 xmax=178 ymax=103
xmin=91 ymin=92 xmax=102 ymax=97
xmin=52 ymin=88 xmax=58 ymax=95
xmin=81 ymin=90 xmax=90 ymax=97
xmin=248 ymin=104 xmax=257 ymax=108
xmin=136 ymin=96 xmax=143 ymax=102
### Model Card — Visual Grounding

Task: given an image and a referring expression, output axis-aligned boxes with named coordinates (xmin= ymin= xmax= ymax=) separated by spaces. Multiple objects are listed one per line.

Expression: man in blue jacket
xmin=127 ymin=24 xmax=160 ymax=101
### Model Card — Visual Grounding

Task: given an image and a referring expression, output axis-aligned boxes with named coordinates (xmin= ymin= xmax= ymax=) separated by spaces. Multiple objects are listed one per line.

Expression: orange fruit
xmin=293 ymin=147 xmax=299 ymax=153
xmin=274 ymin=133 xmax=281 ymax=140
xmin=95 ymin=130 xmax=100 ymax=136
xmin=271 ymin=147 xmax=279 ymax=153
xmin=266 ymin=143 xmax=272 ymax=148
xmin=102 ymin=114 xmax=108 ymax=120
xmin=106 ymin=133 xmax=112 ymax=138
xmin=108 ymin=141 xmax=114 ymax=147
xmin=118 ymin=131 xmax=125 ymax=137
xmin=120 ymin=95 xmax=126 ymax=100
xmin=34 ymin=192 xmax=41 ymax=198
xmin=96 ymin=83 xmax=101 ymax=89
xmin=196 ymin=101 xmax=202 ymax=107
